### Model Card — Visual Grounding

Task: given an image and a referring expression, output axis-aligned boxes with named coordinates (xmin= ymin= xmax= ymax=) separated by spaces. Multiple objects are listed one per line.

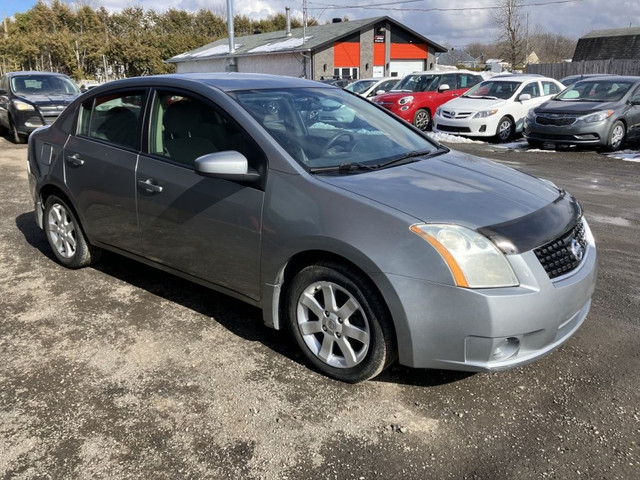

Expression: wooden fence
xmin=526 ymin=59 xmax=640 ymax=79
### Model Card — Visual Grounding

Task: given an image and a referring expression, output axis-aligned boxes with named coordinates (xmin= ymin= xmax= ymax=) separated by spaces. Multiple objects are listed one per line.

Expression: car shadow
xmin=16 ymin=211 xmax=472 ymax=388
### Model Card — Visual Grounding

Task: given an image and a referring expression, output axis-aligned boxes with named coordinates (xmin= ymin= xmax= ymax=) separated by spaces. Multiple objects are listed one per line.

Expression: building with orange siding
xmin=168 ymin=16 xmax=447 ymax=81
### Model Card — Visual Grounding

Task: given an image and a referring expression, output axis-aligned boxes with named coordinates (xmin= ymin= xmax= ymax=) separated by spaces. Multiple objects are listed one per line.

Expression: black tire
xmin=413 ymin=109 xmax=432 ymax=131
xmin=286 ymin=262 xmax=397 ymax=383
xmin=9 ymin=118 xmax=26 ymax=144
xmin=603 ymin=120 xmax=626 ymax=152
xmin=43 ymin=195 xmax=100 ymax=268
xmin=495 ymin=116 xmax=514 ymax=142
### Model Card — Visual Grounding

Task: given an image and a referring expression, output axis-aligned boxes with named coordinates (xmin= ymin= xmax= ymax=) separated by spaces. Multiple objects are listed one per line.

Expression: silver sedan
xmin=27 ymin=73 xmax=597 ymax=382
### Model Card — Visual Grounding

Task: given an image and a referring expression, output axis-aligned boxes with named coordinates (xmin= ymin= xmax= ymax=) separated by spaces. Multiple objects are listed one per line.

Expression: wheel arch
xmin=38 ymin=184 xmax=90 ymax=240
xmin=266 ymin=249 xmax=399 ymax=350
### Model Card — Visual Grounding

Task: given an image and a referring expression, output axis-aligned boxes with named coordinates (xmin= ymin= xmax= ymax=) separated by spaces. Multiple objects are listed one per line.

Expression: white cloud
xmin=12 ymin=0 xmax=640 ymax=47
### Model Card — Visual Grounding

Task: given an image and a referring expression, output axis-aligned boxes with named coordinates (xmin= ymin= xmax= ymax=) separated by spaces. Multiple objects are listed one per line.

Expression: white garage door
xmin=389 ymin=60 xmax=426 ymax=78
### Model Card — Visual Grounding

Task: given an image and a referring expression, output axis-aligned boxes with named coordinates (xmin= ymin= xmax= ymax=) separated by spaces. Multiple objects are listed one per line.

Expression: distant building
xmin=436 ymin=48 xmax=478 ymax=68
xmin=167 ymin=16 xmax=447 ymax=80
xmin=526 ymin=51 xmax=539 ymax=65
xmin=572 ymin=27 xmax=640 ymax=61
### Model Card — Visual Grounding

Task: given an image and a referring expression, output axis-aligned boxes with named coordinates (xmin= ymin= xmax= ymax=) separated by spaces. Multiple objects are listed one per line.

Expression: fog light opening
xmin=479 ymin=125 xmax=487 ymax=133
xmin=492 ymin=337 xmax=520 ymax=360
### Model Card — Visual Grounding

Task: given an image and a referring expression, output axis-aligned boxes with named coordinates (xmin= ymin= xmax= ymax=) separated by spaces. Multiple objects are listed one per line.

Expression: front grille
xmin=535 ymin=114 xmax=577 ymax=126
xmin=440 ymin=109 xmax=473 ymax=119
xmin=534 ymin=221 xmax=587 ymax=279
xmin=436 ymin=124 xmax=472 ymax=133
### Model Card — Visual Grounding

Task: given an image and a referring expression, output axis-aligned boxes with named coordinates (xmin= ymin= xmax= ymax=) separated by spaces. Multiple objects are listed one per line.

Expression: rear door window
xmin=77 ymin=90 xmax=146 ymax=150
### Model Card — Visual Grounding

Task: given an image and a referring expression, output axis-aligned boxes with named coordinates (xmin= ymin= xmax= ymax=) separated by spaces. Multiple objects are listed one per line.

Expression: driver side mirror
xmin=438 ymin=84 xmax=451 ymax=92
xmin=195 ymin=151 xmax=260 ymax=184
xmin=518 ymin=93 xmax=532 ymax=102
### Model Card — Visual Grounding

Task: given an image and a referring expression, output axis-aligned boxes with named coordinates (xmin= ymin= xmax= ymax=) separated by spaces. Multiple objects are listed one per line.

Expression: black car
xmin=0 ymin=71 xmax=80 ymax=143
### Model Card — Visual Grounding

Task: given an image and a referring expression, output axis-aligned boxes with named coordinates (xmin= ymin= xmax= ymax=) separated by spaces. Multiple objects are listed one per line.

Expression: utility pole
xmin=226 ymin=0 xmax=237 ymax=71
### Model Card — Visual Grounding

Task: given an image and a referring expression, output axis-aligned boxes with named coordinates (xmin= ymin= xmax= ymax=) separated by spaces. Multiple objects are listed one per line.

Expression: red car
xmin=373 ymin=70 xmax=484 ymax=130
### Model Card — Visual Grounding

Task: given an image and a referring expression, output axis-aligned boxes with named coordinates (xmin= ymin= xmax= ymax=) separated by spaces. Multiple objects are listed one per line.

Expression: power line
xmin=307 ymin=0 xmax=582 ymax=13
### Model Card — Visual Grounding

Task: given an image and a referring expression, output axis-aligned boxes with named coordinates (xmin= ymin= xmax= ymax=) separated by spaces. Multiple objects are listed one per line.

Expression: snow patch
xmin=248 ymin=37 xmax=311 ymax=53
xmin=427 ymin=132 xmax=484 ymax=144
xmin=603 ymin=150 xmax=640 ymax=163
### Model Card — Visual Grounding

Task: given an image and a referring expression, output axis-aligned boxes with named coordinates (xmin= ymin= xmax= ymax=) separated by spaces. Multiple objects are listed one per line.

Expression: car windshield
xmin=345 ymin=79 xmax=378 ymax=94
xmin=556 ymin=80 xmax=633 ymax=102
xmin=393 ymin=74 xmax=439 ymax=92
xmin=463 ymin=80 xmax=522 ymax=100
xmin=230 ymin=87 xmax=439 ymax=172
xmin=11 ymin=75 xmax=80 ymax=96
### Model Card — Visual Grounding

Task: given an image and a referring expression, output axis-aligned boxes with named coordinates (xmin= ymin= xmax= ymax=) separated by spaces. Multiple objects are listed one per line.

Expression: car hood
xmin=534 ymin=99 xmax=619 ymax=115
xmin=442 ymin=97 xmax=507 ymax=111
xmin=17 ymin=93 xmax=79 ymax=107
xmin=318 ymin=150 xmax=560 ymax=230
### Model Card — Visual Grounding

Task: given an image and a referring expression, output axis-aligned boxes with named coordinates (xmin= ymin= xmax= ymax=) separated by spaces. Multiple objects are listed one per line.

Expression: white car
xmin=344 ymin=77 xmax=399 ymax=99
xmin=433 ymin=75 xmax=565 ymax=142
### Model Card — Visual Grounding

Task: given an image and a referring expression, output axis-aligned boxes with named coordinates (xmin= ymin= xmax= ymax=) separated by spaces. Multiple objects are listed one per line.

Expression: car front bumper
xmin=377 ymin=221 xmax=597 ymax=372
xmin=523 ymin=119 xmax=610 ymax=145
xmin=433 ymin=114 xmax=500 ymax=138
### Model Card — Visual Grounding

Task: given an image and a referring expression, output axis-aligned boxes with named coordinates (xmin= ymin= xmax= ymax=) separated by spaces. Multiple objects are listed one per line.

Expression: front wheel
xmin=286 ymin=262 xmax=397 ymax=383
xmin=9 ymin=118 xmax=26 ymax=144
xmin=603 ymin=120 xmax=625 ymax=152
xmin=43 ymin=195 xmax=100 ymax=268
xmin=413 ymin=109 xmax=432 ymax=131
xmin=495 ymin=116 xmax=514 ymax=142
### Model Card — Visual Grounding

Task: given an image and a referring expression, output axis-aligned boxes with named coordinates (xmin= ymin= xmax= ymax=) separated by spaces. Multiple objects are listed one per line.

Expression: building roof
xmin=167 ymin=16 xmax=447 ymax=64
xmin=436 ymin=49 xmax=477 ymax=66
xmin=573 ymin=27 xmax=640 ymax=61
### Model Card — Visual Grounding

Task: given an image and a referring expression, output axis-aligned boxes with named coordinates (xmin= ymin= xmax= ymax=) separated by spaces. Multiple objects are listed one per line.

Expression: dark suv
xmin=0 ymin=71 xmax=80 ymax=143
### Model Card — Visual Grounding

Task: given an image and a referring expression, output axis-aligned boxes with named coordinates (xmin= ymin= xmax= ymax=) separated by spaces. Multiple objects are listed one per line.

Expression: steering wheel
xmin=323 ymin=132 xmax=355 ymax=152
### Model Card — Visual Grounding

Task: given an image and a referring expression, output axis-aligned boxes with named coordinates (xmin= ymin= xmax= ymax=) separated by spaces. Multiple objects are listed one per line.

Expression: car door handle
xmin=138 ymin=179 xmax=163 ymax=193
xmin=66 ymin=154 xmax=85 ymax=167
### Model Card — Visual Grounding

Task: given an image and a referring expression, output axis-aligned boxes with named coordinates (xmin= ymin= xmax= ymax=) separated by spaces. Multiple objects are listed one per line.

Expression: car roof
xmin=572 ymin=75 xmax=640 ymax=83
xmin=487 ymin=74 xmax=554 ymax=82
xmin=6 ymin=71 xmax=72 ymax=78
xmin=89 ymin=73 xmax=326 ymax=93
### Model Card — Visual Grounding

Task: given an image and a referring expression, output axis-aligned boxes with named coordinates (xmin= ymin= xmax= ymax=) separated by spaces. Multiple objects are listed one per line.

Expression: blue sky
xmin=0 ymin=0 xmax=638 ymax=47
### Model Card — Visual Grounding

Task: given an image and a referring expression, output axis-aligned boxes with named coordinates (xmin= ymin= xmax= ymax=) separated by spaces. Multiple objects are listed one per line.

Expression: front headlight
xmin=473 ymin=109 xmax=498 ymax=119
xmin=579 ymin=110 xmax=614 ymax=123
xmin=13 ymin=100 xmax=35 ymax=111
xmin=410 ymin=224 xmax=519 ymax=288
xmin=398 ymin=96 xmax=414 ymax=105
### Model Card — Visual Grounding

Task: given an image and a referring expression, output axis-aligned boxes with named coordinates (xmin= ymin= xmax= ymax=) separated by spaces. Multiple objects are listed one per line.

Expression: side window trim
xmin=145 ymin=87 xmax=268 ymax=175
xmin=74 ymin=87 xmax=149 ymax=152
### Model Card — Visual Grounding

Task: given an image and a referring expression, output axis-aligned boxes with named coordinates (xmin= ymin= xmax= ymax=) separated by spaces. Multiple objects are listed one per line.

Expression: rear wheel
xmin=286 ymin=262 xmax=396 ymax=383
xmin=43 ymin=195 xmax=100 ymax=268
xmin=603 ymin=120 xmax=625 ymax=152
xmin=495 ymin=116 xmax=514 ymax=142
xmin=413 ymin=109 xmax=432 ymax=131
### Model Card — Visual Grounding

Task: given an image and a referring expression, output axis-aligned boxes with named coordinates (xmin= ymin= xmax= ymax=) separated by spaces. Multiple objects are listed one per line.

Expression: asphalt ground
xmin=1 ymin=133 xmax=638 ymax=479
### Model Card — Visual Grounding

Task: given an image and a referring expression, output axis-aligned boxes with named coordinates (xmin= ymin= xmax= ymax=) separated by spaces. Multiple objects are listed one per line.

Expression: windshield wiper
xmin=376 ymin=149 xmax=444 ymax=169
xmin=309 ymin=162 xmax=378 ymax=174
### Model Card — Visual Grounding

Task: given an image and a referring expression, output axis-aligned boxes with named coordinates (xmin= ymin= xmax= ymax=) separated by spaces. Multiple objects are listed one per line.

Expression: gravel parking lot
xmin=1 ymin=134 xmax=638 ymax=479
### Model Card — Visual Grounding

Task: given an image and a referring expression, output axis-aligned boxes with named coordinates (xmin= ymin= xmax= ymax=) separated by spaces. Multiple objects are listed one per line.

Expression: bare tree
xmin=491 ymin=0 xmax=525 ymax=69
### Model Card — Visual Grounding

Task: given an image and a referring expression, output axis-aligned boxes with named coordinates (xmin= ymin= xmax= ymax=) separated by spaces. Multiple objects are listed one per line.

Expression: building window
xmin=334 ymin=67 xmax=359 ymax=80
